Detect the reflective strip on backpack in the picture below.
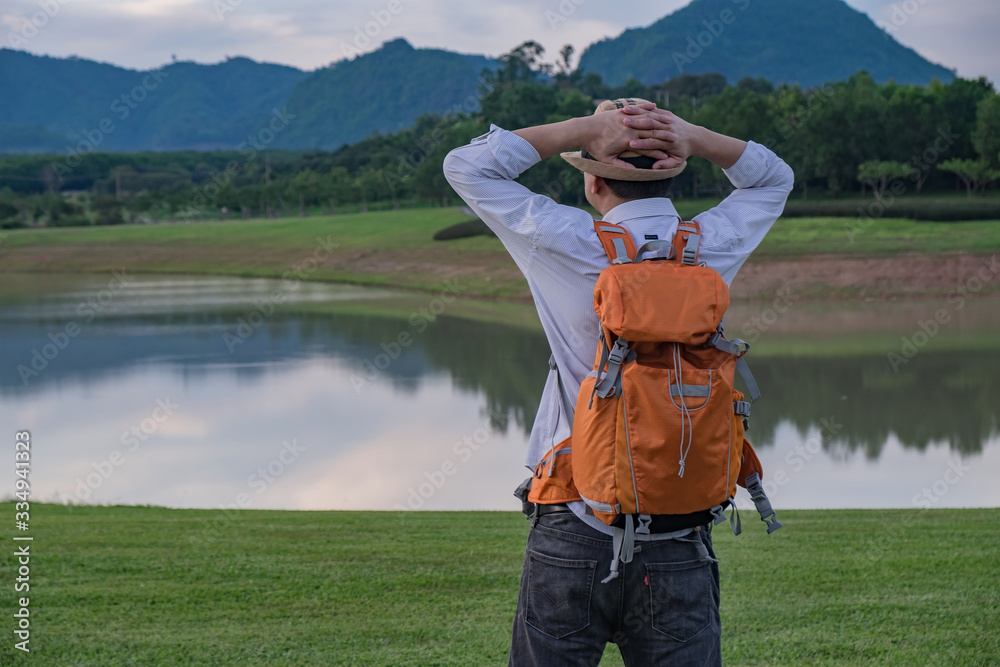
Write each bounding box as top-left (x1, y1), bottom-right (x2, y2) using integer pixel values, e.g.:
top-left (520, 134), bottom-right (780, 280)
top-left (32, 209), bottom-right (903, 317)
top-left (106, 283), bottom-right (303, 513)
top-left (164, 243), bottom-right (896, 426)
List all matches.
top-left (593, 220), bottom-right (637, 264)
top-left (670, 384), bottom-right (711, 398)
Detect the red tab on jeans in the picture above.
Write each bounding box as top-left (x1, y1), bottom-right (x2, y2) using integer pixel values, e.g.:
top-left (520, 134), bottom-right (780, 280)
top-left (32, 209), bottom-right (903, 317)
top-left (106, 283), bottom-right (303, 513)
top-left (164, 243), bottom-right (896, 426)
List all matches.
top-left (643, 574), bottom-right (650, 586)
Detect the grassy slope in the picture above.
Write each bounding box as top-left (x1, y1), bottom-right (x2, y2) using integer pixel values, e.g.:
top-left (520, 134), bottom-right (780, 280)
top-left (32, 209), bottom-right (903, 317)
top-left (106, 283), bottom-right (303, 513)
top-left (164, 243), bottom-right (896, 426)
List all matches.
top-left (2, 210), bottom-right (1000, 299)
top-left (1, 504), bottom-right (997, 665)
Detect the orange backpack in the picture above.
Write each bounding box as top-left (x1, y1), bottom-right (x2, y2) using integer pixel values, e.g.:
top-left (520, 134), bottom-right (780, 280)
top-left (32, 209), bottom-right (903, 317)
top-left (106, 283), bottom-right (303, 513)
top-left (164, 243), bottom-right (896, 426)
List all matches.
top-left (526, 220), bottom-right (782, 582)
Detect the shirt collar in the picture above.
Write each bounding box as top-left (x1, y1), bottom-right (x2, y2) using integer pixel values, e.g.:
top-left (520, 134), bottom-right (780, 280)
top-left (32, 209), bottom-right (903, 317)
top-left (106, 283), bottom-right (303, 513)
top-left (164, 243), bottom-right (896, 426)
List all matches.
top-left (601, 197), bottom-right (681, 225)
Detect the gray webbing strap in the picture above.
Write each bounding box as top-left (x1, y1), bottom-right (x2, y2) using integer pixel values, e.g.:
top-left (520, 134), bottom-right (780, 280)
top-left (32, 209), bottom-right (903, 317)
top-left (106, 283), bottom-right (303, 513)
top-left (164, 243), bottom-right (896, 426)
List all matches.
top-left (634, 239), bottom-right (674, 262)
top-left (670, 384), bottom-right (711, 398)
top-left (734, 400), bottom-right (751, 431)
top-left (611, 238), bottom-right (631, 265)
top-left (744, 471), bottom-right (783, 534)
top-left (681, 232), bottom-right (701, 265)
top-left (710, 505), bottom-right (728, 526)
top-left (596, 338), bottom-right (630, 399)
top-left (588, 335), bottom-right (611, 409)
top-left (548, 354), bottom-right (576, 423)
top-left (729, 504), bottom-right (742, 536)
top-left (707, 332), bottom-right (748, 356)
top-left (736, 358), bottom-right (762, 403)
top-left (601, 515), bottom-right (636, 584)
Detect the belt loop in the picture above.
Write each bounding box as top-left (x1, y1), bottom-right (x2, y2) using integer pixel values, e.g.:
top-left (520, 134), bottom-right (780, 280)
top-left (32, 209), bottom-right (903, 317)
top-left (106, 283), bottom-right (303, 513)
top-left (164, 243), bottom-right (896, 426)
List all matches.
top-left (531, 503), bottom-right (540, 528)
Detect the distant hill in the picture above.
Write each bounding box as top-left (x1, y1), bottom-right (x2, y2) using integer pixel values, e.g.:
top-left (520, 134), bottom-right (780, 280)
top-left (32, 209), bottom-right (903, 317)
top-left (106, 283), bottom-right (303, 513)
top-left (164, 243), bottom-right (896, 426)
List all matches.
top-left (0, 49), bottom-right (307, 152)
top-left (577, 0), bottom-right (956, 88)
top-left (0, 0), bottom-right (962, 155)
top-left (0, 40), bottom-right (496, 154)
top-left (275, 39), bottom-right (496, 151)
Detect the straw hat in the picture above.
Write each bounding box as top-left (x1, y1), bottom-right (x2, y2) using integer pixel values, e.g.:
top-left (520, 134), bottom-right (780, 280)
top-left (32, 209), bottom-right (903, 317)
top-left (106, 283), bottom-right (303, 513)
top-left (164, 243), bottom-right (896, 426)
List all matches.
top-left (560, 98), bottom-right (686, 181)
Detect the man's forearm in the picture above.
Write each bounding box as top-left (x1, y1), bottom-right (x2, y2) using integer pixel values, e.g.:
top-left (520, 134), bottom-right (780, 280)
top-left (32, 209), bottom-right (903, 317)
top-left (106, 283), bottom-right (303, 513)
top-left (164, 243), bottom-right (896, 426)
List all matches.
top-left (692, 126), bottom-right (747, 170)
top-left (513, 116), bottom-right (595, 161)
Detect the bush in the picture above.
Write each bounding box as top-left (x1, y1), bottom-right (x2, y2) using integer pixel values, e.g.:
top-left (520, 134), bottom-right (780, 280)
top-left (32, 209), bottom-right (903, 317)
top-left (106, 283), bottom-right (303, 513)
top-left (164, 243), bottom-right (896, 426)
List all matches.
top-left (50, 215), bottom-right (92, 227)
top-left (433, 218), bottom-right (497, 241)
top-left (783, 198), bottom-right (1000, 221)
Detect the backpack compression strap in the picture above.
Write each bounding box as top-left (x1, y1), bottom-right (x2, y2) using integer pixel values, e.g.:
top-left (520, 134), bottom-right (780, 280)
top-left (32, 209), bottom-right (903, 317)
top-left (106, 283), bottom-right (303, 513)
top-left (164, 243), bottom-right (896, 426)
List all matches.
top-left (593, 221), bottom-right (637, 264)
top-left (594, 220), bottom-right (701, 266)
top-left (673, 220), bottom-right (702, 266)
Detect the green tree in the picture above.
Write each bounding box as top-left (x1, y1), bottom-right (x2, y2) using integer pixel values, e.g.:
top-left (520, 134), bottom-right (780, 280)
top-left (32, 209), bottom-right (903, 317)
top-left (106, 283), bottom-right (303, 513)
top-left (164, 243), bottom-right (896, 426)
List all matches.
top-left (325, 166), bottom-right (351, 214)
top-left (857, 161), bottom-right (916, 202)
top-left (285, 169), bottom-right (322, 216)
top-left (973, 93), bottom-right (1000, 168)
top-left (938, 159), bottom-right (1000, 198)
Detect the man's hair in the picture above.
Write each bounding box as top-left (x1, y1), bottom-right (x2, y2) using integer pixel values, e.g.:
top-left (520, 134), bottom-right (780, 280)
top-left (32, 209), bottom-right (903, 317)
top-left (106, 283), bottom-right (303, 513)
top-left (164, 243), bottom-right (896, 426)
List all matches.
top-left (580, 149), bottom-right (674, 201)
top-left (602, 177), bottom-right (673, 200)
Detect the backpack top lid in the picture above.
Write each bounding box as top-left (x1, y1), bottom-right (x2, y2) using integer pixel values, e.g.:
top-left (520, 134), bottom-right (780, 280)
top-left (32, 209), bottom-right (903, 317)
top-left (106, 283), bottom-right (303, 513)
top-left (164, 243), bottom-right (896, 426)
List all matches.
top-left (592, 220), bottom-right (729, 344)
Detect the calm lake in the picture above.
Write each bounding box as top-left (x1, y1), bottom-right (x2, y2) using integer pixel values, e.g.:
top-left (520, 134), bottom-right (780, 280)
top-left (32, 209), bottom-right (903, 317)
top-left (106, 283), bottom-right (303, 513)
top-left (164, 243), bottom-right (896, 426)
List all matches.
top-left (2, 273), bottom-right (998, 512)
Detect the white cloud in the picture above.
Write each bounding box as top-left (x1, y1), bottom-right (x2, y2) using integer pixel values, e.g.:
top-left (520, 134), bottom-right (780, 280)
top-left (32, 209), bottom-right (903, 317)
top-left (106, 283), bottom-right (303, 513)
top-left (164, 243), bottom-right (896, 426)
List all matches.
top-left (3, 0), bottom-right (996, 84)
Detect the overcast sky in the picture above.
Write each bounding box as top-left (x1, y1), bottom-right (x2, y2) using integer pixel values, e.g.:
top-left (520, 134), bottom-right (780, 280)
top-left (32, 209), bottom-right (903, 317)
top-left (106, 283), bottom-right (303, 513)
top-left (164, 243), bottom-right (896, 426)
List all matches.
top-left (2, 0), bottom-right (997, 85)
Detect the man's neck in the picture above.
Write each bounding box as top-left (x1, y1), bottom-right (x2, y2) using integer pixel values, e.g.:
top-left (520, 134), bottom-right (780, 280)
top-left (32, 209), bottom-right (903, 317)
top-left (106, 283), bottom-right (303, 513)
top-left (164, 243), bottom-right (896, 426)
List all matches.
top-left (599, 196), bottom-right (671, 219)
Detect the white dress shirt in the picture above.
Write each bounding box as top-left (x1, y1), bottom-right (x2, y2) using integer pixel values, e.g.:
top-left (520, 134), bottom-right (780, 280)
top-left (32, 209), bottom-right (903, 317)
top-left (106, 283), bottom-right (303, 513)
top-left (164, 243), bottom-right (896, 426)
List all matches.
top-left (443, 125), bottom-right (794, 535)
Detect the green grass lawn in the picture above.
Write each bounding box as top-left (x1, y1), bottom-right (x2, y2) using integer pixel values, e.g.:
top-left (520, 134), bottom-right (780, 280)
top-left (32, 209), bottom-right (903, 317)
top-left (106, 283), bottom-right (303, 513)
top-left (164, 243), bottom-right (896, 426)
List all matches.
top-left (1, 504), bottom-right (997, 665)
top-left (2, 209), bottom-right (1000, 299)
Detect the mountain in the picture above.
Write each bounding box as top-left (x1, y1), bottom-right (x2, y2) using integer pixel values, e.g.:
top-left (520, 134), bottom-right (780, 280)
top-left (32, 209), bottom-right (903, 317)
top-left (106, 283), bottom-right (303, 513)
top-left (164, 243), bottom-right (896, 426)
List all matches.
top-left (1, 49), bottom-right (308, 152)
top-left (0, 40), bottom-right (496, 154)
top-left (0, 1), bottom-right (961, 155)
top-left (577, 0), bottom-right (955, 88)
top-left (275, 39), bottom-right (496, 151)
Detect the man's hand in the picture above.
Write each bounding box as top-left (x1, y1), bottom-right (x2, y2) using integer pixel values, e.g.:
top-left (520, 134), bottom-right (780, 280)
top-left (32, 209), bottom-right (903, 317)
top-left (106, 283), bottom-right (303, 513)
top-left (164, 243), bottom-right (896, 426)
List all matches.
top-left (623, 105), bottom-right (747, 170)
top-left (622, 106), bottom-right (697, 170)
top-left (512, 104), bottom-right (677, 168)
top-left (581, 103), bottom-right (678, 167)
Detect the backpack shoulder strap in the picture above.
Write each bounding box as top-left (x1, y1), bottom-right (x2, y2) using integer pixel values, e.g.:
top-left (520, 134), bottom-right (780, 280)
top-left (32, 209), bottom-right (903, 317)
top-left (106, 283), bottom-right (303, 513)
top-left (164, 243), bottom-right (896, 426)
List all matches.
top-left (672, 220), bottom-right (702, 266)
top-left (593, 220), bottom-right (637, 265)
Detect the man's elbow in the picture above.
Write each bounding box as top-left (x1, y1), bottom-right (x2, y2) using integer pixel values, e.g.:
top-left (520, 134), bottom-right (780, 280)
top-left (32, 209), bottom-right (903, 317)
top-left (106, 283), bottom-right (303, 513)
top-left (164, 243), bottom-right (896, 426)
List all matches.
top-left (778, 160), bottom-right (795, 194)
top-left (442, 149), bottom-right (463, 186)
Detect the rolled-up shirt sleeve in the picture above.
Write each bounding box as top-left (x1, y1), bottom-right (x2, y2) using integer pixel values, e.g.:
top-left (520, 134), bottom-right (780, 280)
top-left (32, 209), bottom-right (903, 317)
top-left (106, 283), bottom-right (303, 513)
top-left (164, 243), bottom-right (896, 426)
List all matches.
top-left (696, 141), bottom-right (795, 283)
top-left (443, 125), bottom-right (585, 276)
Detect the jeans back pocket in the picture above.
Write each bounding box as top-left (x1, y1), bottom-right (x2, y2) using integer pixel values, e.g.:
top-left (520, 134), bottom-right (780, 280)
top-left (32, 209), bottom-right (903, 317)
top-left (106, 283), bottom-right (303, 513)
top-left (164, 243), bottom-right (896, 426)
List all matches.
top-left (525, 550), bottom-right (597, 639)
top-left (645, 559), bottom-right (716, 642)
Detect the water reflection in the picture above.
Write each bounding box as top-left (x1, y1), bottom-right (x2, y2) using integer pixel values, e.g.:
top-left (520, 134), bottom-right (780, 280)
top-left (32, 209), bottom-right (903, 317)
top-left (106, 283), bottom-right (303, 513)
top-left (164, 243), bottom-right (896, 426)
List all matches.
top-left (1, 274), bottom-right (997, 509)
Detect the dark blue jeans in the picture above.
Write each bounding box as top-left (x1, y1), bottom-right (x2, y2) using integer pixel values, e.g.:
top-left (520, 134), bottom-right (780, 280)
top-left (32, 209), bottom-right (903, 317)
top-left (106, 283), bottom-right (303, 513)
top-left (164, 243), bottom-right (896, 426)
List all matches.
top-left (509, 511), bottom-right (721, 666)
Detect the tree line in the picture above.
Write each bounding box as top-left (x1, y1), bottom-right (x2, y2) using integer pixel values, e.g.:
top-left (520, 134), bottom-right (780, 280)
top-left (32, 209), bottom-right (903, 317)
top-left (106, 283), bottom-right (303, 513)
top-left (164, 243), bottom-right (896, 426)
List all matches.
top-left (0, 42), bottom-right (997, 228)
